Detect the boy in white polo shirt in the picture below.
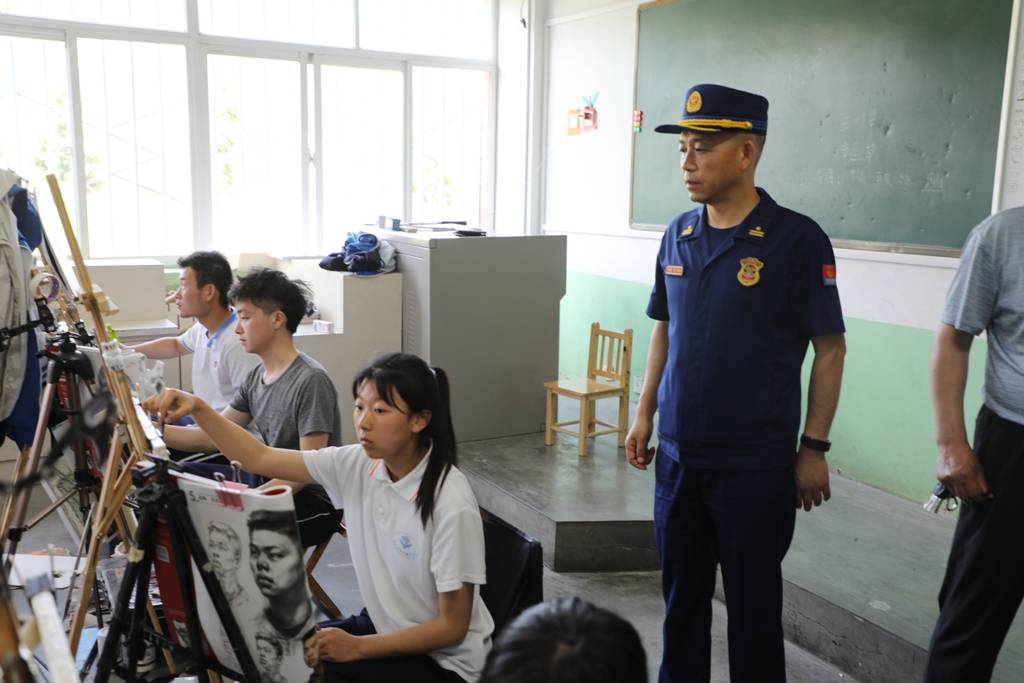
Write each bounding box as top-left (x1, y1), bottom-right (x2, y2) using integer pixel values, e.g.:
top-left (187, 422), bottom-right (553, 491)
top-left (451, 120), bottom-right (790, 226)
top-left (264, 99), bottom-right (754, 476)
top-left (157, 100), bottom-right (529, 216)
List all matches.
top-left (134, 251), bottom-right (257, 412)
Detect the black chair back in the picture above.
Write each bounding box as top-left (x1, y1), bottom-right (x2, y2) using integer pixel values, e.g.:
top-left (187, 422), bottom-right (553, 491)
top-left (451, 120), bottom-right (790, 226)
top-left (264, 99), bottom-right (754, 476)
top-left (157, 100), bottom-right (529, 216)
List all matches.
top-left (480, 511), bottom-right (543, 636)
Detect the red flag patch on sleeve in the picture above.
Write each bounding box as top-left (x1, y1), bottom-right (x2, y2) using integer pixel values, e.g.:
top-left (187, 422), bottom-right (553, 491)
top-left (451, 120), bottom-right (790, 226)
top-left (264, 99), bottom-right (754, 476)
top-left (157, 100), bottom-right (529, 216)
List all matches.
top-left (822, 264), bottom-right (837, 286)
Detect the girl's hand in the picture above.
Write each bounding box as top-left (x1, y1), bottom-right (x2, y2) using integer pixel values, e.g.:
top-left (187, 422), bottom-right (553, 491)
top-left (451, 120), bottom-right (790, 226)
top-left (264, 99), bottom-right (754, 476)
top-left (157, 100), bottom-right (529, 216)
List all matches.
top-left (314, 627), bottom-right (364, 663)
top-left (142, 389), bottom-right (198, 427)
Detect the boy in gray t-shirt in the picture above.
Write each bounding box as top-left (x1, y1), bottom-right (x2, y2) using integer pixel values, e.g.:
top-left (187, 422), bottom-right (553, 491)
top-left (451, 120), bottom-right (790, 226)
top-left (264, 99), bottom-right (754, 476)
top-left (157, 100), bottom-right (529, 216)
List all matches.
top-left (162, 269), bottom-right (342, 546)
top-left (232, 353), bottom-right (342, 453)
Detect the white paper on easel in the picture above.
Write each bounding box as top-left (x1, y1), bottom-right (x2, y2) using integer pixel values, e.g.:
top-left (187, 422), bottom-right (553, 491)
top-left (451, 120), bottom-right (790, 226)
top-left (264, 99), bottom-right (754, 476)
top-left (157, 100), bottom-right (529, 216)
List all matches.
top-left (175, 473), bottom-right (314, 682)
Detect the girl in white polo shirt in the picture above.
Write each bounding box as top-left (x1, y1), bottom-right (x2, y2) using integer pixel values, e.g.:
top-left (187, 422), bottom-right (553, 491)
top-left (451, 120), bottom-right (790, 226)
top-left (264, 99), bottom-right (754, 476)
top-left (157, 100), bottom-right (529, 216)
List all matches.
top-left (149, 352), bottom-right (494, 683)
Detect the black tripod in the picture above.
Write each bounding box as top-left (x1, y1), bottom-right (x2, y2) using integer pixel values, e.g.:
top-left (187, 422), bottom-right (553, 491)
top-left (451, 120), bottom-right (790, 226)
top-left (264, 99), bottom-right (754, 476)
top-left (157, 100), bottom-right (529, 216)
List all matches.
top-left (95, 459), bottom-right (260, 683)
top-left (0, 331), bottom-right (102, 562)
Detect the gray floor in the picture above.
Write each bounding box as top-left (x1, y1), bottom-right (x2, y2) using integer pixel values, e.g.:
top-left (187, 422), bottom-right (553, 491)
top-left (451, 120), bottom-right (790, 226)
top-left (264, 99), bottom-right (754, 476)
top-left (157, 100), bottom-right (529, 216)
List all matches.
top-left (0, 441), bottom-right (855, 683)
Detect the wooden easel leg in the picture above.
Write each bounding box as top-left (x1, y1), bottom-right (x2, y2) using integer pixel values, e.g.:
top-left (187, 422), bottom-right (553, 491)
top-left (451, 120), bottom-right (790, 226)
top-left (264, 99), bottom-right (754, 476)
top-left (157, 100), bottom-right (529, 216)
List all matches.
top-left (0, 446), bottom-right (32, 551)
top-left (68, 437), bottom-right (123, 653)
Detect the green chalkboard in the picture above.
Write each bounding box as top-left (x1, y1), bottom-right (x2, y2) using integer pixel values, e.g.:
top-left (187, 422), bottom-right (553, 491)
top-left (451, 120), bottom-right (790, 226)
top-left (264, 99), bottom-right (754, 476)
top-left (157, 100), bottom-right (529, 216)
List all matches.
top-left (631, 0), bottom-right (1013, 249)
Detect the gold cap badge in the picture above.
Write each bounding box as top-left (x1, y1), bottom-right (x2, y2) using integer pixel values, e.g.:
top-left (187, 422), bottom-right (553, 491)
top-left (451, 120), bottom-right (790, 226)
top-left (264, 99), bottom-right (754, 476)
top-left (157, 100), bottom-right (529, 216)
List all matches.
top-left (686, 90), bottom-right (702, 114)
top-left (737, 257), bottom-right (764, 287)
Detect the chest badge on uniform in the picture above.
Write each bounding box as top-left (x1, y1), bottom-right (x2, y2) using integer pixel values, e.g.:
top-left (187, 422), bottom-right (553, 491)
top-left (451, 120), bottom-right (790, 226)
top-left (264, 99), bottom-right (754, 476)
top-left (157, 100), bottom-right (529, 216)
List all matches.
top-left (665, 264), bottom-right (684, 277)
top-left (737, 257), bottom-right (764, 287)
top-left (681, 224), bottom-right (694, 236)
top-left (748, 226), bottom-right (765, 238)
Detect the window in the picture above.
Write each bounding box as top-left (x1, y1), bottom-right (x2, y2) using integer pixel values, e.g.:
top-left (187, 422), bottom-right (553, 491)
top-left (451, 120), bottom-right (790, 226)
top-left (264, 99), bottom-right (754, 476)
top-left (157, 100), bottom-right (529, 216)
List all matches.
top-left (198, 0), bottom-right (355, 47)
top-left (359, 0), bottom-right (493, 60)
top-left (0, 35), bottom-right (71, 235)
top-left (1, 0), bottom-right (185, 31)
top-left (0, 1), bottom-right (496, 257)
top-left (77, 39), bottom-right (191, 257)
top-left (411, 66), bottom-right (492, 227)
top-left (208, 54), bottom-right (301, 254)
top-left (319, 65), bottom-right (403, 247)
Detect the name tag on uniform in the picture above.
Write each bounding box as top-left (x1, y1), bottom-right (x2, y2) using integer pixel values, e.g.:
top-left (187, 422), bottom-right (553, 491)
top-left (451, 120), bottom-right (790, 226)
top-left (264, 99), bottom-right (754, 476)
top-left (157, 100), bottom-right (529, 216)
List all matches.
top-left (665, 264), bottom-right (685, 277)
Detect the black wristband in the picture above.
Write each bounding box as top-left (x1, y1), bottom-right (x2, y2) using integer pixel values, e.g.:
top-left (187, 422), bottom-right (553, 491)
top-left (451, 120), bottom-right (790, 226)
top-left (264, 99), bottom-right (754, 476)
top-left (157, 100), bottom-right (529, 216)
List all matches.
top-left (800, 434), bottom-right (831, 452)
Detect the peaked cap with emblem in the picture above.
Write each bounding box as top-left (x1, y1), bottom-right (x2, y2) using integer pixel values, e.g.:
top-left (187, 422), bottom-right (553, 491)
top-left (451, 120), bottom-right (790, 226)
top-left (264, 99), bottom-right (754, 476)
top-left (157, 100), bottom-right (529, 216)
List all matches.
top-left (655, 83), bottom-right (768, 135)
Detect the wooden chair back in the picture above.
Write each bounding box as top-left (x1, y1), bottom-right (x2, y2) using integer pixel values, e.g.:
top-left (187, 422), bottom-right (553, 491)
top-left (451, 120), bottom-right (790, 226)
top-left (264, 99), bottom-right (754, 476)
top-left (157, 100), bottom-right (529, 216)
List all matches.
top-left (586, 323), bottom-right (633, 388)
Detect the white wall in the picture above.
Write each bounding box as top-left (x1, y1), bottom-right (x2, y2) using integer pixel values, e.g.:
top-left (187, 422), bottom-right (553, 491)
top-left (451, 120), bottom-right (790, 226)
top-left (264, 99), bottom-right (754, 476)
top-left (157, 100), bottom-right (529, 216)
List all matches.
top-left (494, 0), bottom-right (531, 235)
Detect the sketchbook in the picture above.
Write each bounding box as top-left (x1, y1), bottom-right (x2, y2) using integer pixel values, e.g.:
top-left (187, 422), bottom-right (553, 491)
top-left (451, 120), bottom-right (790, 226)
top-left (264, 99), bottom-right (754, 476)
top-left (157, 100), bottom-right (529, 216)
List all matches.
top-left (154, 471), bottom-right (315, 682)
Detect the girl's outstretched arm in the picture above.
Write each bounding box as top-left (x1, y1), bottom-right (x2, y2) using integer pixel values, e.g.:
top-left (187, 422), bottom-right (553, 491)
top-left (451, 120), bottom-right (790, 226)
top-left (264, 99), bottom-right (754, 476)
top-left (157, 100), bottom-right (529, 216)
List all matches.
top-left (146, 389), bottom-right (316, 485)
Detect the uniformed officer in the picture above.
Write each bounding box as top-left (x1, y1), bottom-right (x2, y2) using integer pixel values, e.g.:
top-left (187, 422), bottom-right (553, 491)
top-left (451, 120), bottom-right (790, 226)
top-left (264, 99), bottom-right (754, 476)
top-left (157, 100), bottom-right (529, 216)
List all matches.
top-left (625, 84), bottom-right (847, 683)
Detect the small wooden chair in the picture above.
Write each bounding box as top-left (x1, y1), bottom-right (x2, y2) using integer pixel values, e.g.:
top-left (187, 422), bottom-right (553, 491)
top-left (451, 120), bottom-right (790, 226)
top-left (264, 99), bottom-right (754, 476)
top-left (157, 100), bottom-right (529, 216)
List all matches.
top-left (544, 323), bottom-right (633, 456)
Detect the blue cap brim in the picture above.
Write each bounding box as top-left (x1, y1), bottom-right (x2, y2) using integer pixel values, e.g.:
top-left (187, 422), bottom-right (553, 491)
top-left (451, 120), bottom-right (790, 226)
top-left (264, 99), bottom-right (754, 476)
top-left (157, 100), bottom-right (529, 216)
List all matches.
top-left (654, 124), bottom-right (684, 134)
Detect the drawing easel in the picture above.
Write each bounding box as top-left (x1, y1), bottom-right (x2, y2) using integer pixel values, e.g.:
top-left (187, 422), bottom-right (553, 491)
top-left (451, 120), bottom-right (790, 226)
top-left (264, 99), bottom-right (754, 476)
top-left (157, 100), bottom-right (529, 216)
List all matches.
top-left (43, 175), bottom-right (174, 671)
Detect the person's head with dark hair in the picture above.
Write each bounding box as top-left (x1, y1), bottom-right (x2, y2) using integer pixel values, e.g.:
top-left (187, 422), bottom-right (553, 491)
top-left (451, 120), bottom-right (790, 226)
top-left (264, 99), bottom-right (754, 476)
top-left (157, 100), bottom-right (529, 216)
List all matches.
top-left (175, 250), bottom-right (233, 318)
top-left (229, 268), bottom-right (311, 354)
top-left (247, 509), bottom-right (304, 601)
top-left (255, 633), bottom-right (284, 674)
top-left (207, 520), bottom-right (242, 577)
top-left (479, 598), bottom-right (647, 683)
top-left (351, 352), bottom-right (457, 528)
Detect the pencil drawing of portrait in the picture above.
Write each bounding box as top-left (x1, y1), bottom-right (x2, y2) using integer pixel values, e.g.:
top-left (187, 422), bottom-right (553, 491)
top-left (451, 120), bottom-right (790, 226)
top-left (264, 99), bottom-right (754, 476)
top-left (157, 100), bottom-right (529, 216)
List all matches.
top-left (173, 473), bottom-right (314, 681)
top-left (208, 520), bottom-right (249, 608)
top-left (247, 509), bottom-right (313, 642)
top-left (256, 632), bottom-right (288, 683)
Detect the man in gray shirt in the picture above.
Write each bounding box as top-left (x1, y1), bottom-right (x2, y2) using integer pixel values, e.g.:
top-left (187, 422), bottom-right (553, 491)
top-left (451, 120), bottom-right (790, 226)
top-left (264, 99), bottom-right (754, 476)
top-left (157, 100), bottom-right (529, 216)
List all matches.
top-left (163, 268), bottom-right (340, 546)
top-left (925, 208), bottom-right (1024, 681)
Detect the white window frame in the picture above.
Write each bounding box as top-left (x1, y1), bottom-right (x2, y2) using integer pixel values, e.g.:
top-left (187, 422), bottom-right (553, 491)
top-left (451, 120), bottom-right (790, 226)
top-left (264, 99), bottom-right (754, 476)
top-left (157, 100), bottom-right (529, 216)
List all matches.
top-left (0, 0), bottom-right (498, 257)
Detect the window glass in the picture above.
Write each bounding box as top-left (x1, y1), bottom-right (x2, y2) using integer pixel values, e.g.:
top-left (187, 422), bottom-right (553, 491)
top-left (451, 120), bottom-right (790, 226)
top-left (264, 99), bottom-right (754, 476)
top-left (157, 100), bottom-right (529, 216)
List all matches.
top-left (411, 66), bottom-right (492, 227)
top-left (199, 0), bottom-right (355, 47)
top-left (359, 0), bottom-right (492, 59)
top-left (78, 39), bottom-right (192, 256)
top-left (208, 54), bottom-right (301, 254)
top-left (0, 35), bottom-right (72, 238)
top-left (319, 65), bottom-right (403, 247)
top-left (0, 0), bottom-right (185, 31)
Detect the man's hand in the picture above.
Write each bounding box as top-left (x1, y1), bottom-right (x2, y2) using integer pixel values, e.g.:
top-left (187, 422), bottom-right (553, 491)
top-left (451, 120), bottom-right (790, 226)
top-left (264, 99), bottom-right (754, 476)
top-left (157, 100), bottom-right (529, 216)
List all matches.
top-left (142, 388), bottom-right (199, 428)
top-left (794, 446), bottom-right (831, 511)
top-left (310, 626), bottom-right (363, 663)
top-left (626, 417), bottom-right (656, 470)
top-left (937, 441), bottom-right (991, 502)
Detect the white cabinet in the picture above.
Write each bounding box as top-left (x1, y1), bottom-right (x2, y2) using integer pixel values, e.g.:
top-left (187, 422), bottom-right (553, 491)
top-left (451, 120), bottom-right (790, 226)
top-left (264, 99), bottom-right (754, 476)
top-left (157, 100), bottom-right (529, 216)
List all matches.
top-left (370, 230), bottom-right (567, 441)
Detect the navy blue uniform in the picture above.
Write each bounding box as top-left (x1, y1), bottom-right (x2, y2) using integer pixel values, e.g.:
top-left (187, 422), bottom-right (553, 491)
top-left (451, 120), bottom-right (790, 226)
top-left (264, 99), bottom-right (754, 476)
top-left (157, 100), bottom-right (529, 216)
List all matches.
top-left (647, 188), bottom-right (844, 682)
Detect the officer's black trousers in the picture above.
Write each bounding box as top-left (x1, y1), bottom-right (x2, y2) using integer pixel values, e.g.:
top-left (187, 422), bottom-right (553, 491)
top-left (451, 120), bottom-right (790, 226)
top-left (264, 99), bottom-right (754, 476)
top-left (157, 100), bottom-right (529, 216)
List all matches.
top-left (654, 452), bottom-right (796, 683)
top-left (925, 405), bottom-right (1024, 683)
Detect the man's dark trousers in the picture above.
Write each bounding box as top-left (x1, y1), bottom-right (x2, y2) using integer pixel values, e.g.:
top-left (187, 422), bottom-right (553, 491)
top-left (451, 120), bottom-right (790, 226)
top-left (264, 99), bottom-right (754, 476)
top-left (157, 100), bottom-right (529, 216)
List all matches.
top-left (925, 405), bottom-right (1024, 682)
top-left (654, 450), bottom-right (796, 683)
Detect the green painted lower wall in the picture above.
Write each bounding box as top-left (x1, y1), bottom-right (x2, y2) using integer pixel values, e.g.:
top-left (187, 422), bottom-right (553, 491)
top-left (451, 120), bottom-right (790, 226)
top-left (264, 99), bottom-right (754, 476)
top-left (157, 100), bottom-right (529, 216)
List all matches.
top-left (559, 271), bottom-right (986, 502)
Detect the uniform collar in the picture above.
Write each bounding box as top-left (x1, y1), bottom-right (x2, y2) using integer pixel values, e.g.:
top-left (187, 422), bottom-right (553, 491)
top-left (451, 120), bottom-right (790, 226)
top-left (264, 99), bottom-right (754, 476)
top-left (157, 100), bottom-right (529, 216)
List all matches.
top-left (676, 210), bottom-right (704, 242)
top-left (732, 187), bottom-right (777, 244)
top-left (368, 442), bottom-right (432, 503)
top-left (679, 187), bottom-right (778, 245)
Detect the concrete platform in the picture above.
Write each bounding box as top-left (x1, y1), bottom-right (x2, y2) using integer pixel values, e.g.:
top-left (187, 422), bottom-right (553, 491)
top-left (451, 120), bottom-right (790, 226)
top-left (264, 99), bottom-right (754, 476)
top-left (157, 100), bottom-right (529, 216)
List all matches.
top-left (460, 429), bottom-right (658, 572)
top-left (458, 398), bottom-right (1024, 683)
